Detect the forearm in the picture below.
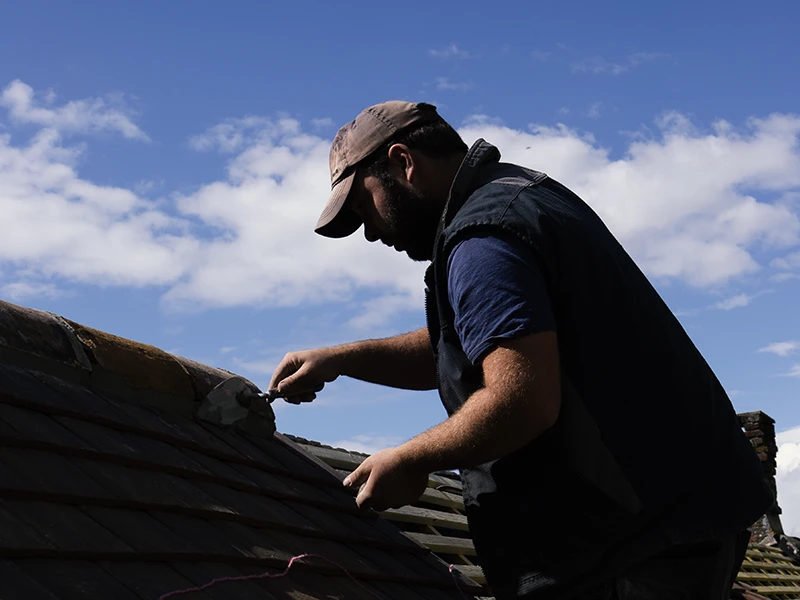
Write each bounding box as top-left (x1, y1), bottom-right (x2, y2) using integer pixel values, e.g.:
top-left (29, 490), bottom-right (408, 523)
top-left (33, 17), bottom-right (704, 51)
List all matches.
top-left (398, 333), bottom-right (561, 470)
top-left (336, 328), bottom-right (436, 390)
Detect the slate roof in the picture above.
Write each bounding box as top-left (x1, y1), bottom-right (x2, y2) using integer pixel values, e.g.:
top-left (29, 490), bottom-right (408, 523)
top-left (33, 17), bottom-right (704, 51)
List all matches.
top-left (2, 296), bottom-right (798, 600)
top-left (289, 433), bottom-right (800, 600)
top-left (0, 299), bottom-right (481, 600)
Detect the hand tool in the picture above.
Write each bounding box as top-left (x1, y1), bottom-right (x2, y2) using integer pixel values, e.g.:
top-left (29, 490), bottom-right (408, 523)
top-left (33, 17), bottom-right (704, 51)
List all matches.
top-left (196, 376), bottom-right (322, 425)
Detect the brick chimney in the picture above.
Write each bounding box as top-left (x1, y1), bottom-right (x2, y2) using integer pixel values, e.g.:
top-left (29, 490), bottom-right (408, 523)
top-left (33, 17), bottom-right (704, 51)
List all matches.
top-left (739, 411), bottom-right (783, 542)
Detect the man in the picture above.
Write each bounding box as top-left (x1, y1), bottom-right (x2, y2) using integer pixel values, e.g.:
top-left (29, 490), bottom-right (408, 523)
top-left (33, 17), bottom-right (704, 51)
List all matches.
top-left (269, 101), bottom-right (772, 599)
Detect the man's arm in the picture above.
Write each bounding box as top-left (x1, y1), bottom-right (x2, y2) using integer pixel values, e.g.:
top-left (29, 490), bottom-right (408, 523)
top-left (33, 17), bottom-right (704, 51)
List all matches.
top-left (344, 330), bottom-right (561, 510)
top-left (269, 327), bottom-right (436, 403)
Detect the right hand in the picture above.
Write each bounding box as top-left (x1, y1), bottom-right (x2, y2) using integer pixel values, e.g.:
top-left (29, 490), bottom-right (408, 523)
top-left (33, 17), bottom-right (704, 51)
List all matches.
top-left (269, 347), bottom-right (342, 404)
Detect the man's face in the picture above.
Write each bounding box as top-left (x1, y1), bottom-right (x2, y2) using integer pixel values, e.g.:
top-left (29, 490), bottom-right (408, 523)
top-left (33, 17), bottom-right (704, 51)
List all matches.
top-left (349, 171), bottom-right (442, 262)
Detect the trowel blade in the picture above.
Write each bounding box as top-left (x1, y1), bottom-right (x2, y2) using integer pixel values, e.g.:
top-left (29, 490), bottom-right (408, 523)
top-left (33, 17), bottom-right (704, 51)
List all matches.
top-left (196, 376), bottom-right (253, 425)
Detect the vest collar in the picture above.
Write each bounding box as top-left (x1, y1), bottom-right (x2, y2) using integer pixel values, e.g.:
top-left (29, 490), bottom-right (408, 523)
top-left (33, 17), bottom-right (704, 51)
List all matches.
top-left (438, 139), bottom-right (501, 234)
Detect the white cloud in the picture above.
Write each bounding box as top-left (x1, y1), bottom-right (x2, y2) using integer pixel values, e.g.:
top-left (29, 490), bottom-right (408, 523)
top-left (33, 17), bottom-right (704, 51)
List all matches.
top-left (777, 425), bottom-right (800, 535)
top-left (0, 80), bottom-right (149, 140)
top-left (322, 434), bottom-right (404, 454)
top-left (758, 341), bottom-right (799, 356)
top-left (588, 102), bottom-right (603, 119)
top-left (0, 122), bottom-right (199, 288)
top-left (785, 364), bottom-right (800, 377)
top-left (435, 77), bottom-right (474, 92)
top-left (771, 250), bottom-right (800, 270)
top-left (429, 44), bottom-right (471, 59)
top-left (0, 281), bottom-right (66, 302)
top-left (2, 80), bottom-right (800, 329)
top-left (459, 114), bottom-right (800, 286)
top-left (571, 52), bottom-right (670, 75)
top-left (712, 293), bottom-right (753, 310)
top-left (310, 117), bottom-right (334, 130)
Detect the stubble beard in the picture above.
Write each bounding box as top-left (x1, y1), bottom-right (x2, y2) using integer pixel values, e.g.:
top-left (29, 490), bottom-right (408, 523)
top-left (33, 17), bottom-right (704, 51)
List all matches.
top-left (382, 179), bottom-right (442, 262)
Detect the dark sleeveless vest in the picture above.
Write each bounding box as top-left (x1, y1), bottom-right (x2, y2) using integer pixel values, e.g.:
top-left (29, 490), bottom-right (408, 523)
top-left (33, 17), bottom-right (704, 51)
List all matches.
top-left (424, 140), bottom-right (772, 598)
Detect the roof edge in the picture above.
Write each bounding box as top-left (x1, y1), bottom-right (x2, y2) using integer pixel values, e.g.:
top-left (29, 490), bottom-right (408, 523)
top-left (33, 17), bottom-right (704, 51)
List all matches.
top-left (0, 298), bottom-right (275, 435)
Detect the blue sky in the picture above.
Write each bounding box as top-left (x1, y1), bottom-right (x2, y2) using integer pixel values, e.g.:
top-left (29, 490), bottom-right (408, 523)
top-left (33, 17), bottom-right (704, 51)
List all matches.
top-left (1, 0), bottom-right (799, 532)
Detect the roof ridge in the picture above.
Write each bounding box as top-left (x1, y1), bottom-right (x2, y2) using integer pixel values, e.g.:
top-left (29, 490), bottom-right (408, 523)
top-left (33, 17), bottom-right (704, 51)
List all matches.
top-left (0, 298), bottom-right (275, 437)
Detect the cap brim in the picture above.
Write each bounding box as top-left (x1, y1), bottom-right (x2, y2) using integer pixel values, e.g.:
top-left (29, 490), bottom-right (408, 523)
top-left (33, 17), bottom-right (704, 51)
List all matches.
top-left (314, 171), bottom-right (362, 238)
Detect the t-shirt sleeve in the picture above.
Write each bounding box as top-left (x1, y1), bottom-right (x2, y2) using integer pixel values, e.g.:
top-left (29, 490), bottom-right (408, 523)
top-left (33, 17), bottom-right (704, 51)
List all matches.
top-left (446, 233), bottom-right (556, 363)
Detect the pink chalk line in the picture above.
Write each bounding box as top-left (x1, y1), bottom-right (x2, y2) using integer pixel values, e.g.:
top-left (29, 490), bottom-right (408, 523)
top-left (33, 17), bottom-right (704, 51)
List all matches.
top-left (157, 553), bottom-right (469, 599)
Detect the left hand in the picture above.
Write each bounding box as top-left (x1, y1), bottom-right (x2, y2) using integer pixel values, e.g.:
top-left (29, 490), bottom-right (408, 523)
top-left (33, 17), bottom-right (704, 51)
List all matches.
top-left (342, 446), bottom-right (429, 511)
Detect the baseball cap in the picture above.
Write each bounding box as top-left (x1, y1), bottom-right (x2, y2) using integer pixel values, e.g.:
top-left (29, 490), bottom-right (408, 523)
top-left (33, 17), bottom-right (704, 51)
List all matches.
top-left (314, 101), bottom-right (443, 238)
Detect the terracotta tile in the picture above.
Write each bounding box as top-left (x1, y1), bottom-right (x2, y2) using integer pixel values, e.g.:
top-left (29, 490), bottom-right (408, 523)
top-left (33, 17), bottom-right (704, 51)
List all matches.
top-left (64, 320), bottom-right (195, 401)
top-left (0, 301), bottom-right (87, 368)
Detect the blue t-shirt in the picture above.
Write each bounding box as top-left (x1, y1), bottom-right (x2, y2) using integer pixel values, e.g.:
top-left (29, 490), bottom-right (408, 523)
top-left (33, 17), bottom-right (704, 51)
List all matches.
top-left (446, 233), bottom-right (556, 363)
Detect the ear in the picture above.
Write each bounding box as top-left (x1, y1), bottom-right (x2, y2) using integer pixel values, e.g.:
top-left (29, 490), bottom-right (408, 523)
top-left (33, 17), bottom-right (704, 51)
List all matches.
top-left (386, 143), bottom-right (416, 185)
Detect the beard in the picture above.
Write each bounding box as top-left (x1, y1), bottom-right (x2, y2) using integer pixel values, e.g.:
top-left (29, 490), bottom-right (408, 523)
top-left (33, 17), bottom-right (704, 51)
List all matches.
top-left (381, 177), bottom-right (443, 262)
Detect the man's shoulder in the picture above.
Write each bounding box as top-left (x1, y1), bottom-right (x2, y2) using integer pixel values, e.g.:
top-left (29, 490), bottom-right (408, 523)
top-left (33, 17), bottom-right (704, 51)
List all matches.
top-left (470, 161), bottom-right (548, 197)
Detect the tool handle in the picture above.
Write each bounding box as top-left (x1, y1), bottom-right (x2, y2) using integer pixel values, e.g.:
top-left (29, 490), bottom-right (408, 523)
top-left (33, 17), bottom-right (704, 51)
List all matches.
top-left (259, 383), bottom-right (325, 401)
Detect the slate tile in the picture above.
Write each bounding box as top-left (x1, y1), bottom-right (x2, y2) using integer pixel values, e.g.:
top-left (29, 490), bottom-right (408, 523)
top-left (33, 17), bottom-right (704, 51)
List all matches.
top-left (172, 561), bottom-right (278, 600)
top-left (100, 561), bottom-right (217, 600)
top-left (197, 424), bottom-right (284, 470)
top-left (0, 447), bottom-right (113, 499)
top-left (0, 559), bottom-right (62, 600)
top-left (268, 532), bottom-right (381, 579)
top-left (368, 581), bottom-right (431, 600)
top-left (70, 457), bottom-right (232, 515)
top-left (193, 481), bottom-right (320, 533)
top-left (27, 370), bottom-right (131, 425)
top-left (0, 503), bottom-right (56, 551)
top-left (345, 545), bottom-right (424, 583)
top-left (0, 402), bottom-right (95, 451)
top-left (0, 456), bottom-right (37, 493)
top-left (208, 520), bottom-right (296, 564)
top-left (82, 506), bottom-right (200, 555)
top-left (16, 559), bottom-right (143, 600)
top-left (54, 416), bottom-right (210, 475)
top-left (241, 568), bottom-right (384, 600)
top-left (101, 393), bottom-right (198, 442)
top-left (182, 448), bottom-right (258, 488)
top-left (227, 463), bottom-right (304, 499)
top-left (244, 434), bottom-right (331, 482)
top-left (150, 511), bottom-right (255, 559)
top-left (4, 500), bottom-right (132, 554)
top-left (0, 364), bottom-right (62, 408)
top-left (158, 411), bottom-right (249, 459)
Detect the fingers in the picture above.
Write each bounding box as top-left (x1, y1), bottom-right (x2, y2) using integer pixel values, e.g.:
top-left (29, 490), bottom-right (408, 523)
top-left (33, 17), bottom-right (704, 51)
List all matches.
top-left (282, 392), bottom-right (317, 405)
top-left (343, 461), bottom-right (377, 509)
top-left (269, 352), bottom-right (300, 390)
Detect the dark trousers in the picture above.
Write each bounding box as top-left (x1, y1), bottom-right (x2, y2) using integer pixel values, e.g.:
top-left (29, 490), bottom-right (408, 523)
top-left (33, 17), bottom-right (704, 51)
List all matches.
top-left (582, 530), bottom-right (751, 600)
